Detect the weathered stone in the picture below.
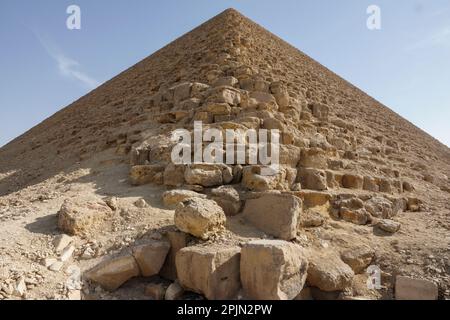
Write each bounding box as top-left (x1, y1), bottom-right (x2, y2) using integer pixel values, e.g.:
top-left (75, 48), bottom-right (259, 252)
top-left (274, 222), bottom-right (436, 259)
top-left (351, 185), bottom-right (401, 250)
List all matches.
top-left (176, 245), bottom-right (241, 300)
top-left (299, 210), bottom-right (325, 228)
top-left (279, 145), bottom-right (301, 167)
top-left (86, 255), bottom-right (140, 291)
top-left (60, 245), bottom-right (75, 262)
top-left (240, 240), bottom-right (308, 300)
top-left (134, 198), bottom-right (148, 208)
top-left (395, 276), bottom-right (438, 300)
top-left (341, 246), bottom-right (375, 274)
top-left (340, 208), bottom-right (370, 225)
top-left (208, 87), bottom-right (241, 105)
top-left (342, 174), bottom-right (364, 189)
top-left (211, 186), bottom-right (242, 216)
top-left (171, 82), bottom-right (192, 103)
top-left (160, 231), bottom-right (189, 281)
top-left (363, 176), bottom-right (379, 192)
top-left (295, 287), bottom-right (313, 300)
top-left (163, 164), bottom-right (186, 187)
top-left (407, 197), bottom-right (421, 212)
top-left (132, 241), bottom-right (171, 277)
top-left (184, 164), bottom-right (230, 187)
top-left (49, 261), bottom-right (64, 272)
top-left (243, 193), bottom-right (302, 240)
top-left (213, 76), bottom-right (238, 87)
top-left (53, 234), bottom-right (73, 253)
top-left (307, 250), bottom-right (354, 292)
top-left (163, 190), bottom-right (207, 209)
top-left (144, 283), bottom-right (167, 300)
top-left (297, 168), bottom-right (327, 191)
top-left (299, 148), bottom-right (328, 169)
top-left (250, 91), bottom-right (276, 106)
top-left (174, 198), bottom-right (226, 240)
top-left (378, 178), bottom-right (393, 193)
top-left (377, 219), bottom-right (401, 233)
top-left (130, 164), bottom-right (165, 186)
top-left (58, 199), bottom-right (112, 236)
top-left (311, 103), bottom-right (329, 120)
top-left (165, 281), bottom-right (184, 300)
top-left (206, 102), bottom-right (231, 116)
top-left (364, 197), bottom-right (395, 218)
top-left (242, 166), bottom-right (279, 191)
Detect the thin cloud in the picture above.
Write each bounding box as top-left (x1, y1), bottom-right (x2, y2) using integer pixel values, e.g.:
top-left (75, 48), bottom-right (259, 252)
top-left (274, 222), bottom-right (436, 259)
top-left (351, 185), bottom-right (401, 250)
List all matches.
top-left (35, 33), bottom-right (101, 89)
top-left (405, 26), bottom-right (450, 51)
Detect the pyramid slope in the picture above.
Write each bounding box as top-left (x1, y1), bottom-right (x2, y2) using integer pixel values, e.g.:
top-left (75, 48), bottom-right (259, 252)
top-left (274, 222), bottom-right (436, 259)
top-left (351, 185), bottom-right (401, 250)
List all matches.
top-left (0, 8), bottom-right (449, 195)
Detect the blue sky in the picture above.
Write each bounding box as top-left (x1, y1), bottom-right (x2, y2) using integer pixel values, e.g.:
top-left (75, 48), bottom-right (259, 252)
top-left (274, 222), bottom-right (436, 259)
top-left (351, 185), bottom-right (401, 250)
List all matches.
top-left (1, 0), bottom-right (449, 147)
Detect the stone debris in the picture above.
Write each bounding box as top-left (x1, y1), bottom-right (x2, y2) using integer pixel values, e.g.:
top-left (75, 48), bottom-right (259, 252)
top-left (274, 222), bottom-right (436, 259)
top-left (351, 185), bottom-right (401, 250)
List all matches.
top-left (176, 245), bottom-right (241, 300)
top-left (53, 234), bottom-right (73, 253)
top-left (240, 240), bottom-right (308, 300)
top-left (59, 245), bottom-right (76, 262)
top-left (174, 198), bottom-right (226, 240)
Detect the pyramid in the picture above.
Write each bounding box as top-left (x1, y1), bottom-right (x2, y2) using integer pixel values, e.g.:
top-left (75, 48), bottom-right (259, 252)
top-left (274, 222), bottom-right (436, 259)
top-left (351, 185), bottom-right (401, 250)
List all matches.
top-left (0, 9), bottom-right (449, 300)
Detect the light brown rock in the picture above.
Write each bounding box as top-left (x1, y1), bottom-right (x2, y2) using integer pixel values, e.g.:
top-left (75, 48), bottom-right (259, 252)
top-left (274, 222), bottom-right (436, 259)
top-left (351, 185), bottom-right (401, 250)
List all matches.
top-left (85, 255), bottom-right (140, 291)
top-left (240, 240), bottom-right (309, 300)
top-left (174, 198), bottom-right (226, 240)
top-left (160, 231), bottom-right (189, 281)
top-left (163, 189), bottom-right (206, 209)
top-left (242, 193), bottom-right (302, 240)
top-left (132, 241), bottom-right (171, 277)
top-left (307, 250), bottom-right (354, 292)
top-left (176, 245), bottom-right (241, 300)
top-left (58, 199), bottom-right (112, 236)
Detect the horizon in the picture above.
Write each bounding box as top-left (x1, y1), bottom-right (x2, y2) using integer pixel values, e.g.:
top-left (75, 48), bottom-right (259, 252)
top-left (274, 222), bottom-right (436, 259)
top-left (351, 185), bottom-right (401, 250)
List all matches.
top-left (1, 1), bottom-right (449, 148)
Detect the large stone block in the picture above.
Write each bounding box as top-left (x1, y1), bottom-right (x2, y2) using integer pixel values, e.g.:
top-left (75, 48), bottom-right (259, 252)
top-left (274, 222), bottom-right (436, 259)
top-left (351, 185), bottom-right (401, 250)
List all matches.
top-left (342, 174), bottom-right (364, 189)
top-left (307, 250), bottom-right (354, 292)
top-left (132, 241), bottom-right (171, 277)
top-left (163, 189), bottom-right (207, 209)
top-left (176, 245), bottom-right (241, 300)
top-left (210, 186), bottom-right (242, 216)
top-left (163, 164), bottom-right (186, 187)
top-left (160, 231), bottom-right (189, 281)
top-left (299, 148), bottom-right (328, 169)
top-left (242, 193), bottom-right (302, 240)
top-left (184, 164), bottom-right (232, 187)
top-left (297, 167), bottom-right (328, 191)
top-left (85, 254), bottom-right (140, 291)
top-left (240, 240), bottom-right (308, 300)
top-left (58, 199), bottom-right (112, 236)
top-left (174, 198), bottom-right (226, 240)
top-left (130, 164), bottom-right (165, 186)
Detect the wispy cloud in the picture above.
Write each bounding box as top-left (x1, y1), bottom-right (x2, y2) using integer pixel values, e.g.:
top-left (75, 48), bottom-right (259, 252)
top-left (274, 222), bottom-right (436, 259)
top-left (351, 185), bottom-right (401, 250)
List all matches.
top-left (406, 26), bottom-right (450, 51)
top-left (35, 33), bottom-right (101, 89)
